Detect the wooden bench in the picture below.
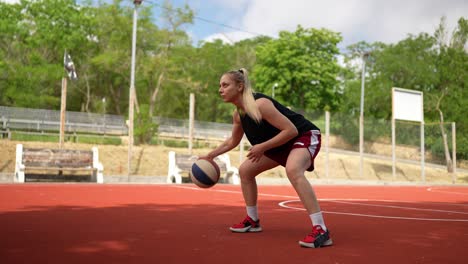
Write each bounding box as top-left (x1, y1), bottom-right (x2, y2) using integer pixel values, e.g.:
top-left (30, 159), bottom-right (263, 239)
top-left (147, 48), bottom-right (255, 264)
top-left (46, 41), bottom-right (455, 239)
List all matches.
top-left (15, 144), bottom-right (104, 183)
top-left (167, 151), bottom-right (240, 185)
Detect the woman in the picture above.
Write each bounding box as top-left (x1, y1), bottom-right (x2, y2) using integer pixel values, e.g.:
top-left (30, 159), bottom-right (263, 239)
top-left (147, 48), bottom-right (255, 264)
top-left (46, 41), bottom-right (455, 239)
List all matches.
top-left (201, 68), bottom-right (332, 248)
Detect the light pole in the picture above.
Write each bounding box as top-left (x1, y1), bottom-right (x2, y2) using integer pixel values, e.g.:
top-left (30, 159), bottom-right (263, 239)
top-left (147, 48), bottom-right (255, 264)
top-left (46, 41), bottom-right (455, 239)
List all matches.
top-left (359, 52), bottom-right (370, 179)
top-left (102, 97), bottom-right (106, 135)
top-left (272, 83), bottom-right (278, 98)
top-left (128, 0), bottom-right (142, 179)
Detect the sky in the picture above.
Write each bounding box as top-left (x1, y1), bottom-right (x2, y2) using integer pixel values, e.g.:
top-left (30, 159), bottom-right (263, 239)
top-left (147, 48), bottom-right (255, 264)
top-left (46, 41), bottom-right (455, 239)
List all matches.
top-left (156, 0), bottom-right (467, 49)
top-left (3, 0), bottom-right (467, 49)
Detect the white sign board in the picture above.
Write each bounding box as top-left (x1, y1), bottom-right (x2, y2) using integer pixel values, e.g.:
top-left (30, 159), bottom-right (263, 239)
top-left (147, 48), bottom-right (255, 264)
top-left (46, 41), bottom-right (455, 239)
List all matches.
top-left (391, 87), bottom-right (425, 183)
top-left (392, 88), bottom-right (423, 122)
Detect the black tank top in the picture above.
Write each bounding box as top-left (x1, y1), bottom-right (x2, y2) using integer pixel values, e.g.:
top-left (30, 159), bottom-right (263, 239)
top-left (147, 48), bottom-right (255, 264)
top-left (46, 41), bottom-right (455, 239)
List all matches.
top-left (239, 93), bottom-right (319, 146)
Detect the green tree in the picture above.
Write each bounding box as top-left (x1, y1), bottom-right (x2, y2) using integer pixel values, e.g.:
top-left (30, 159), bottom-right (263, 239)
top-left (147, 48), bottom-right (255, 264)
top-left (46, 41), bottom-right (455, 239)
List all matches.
top-left (340, 41), bottom-right (377, 115)
top-left (142, 1), bottom-right (194, 118)
top-left (0, 1), bottom-right (26, 106)
top-left (88, 0), bottom-right (137, 115)
top-left (134, 104), bottom-right (158, 145)
top-left (343, 16), bottom-right (467, 167)
top-left (253, 25), bottom-right (342, 112)
top-left (0, 0), bottom-right (94, 109)
top-left (430, 17), bottom-right (467, 169)
top-left (182, 36), bottom-right (271, 123)
top-left (180, 39), bottom-right (234, 122)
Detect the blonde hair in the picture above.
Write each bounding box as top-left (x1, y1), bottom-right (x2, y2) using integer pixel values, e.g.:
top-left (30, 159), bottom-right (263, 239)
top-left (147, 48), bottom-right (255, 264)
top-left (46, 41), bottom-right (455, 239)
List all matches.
top-left (225, 68), bottom-right (262, 123)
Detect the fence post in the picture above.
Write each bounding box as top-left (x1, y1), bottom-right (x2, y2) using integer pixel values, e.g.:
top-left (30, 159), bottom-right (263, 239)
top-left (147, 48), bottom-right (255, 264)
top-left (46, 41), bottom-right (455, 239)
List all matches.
top-left (188, 93), bottom-right (195, 155)
top-left (421, 121), bottom-right (425, 183)
top-left (452, 122), bottom-right (457, 183)
top-left (325, 111), bottom-right (330, 182)
top-left (103, 114), bottom-right (107, 136)
top-left (392, 118), bottom-right (396, 181)
top-left (59, 77), bottom-right (67, 149)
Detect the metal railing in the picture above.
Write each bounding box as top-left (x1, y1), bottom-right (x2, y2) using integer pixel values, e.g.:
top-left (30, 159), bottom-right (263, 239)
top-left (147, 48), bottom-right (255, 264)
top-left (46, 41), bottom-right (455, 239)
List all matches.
top-left (0, 106), bottom-right (232, 139)
top-left (0, 106), bottom-right (127, 135)
top-left (153, 117), bottom-right (232, 140)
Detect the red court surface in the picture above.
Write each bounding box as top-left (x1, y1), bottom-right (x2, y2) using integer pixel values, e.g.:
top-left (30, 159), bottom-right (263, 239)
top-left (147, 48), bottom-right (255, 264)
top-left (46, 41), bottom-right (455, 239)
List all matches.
top-left (1, 183), bottom-right (468, 264)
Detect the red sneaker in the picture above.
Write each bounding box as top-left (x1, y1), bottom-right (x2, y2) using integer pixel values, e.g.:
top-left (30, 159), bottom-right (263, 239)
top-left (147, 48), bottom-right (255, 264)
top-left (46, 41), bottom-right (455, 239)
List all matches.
top-left (229, 216), bottom-right (262, 233)
top-left (299, 225), bottom-right (333, 248)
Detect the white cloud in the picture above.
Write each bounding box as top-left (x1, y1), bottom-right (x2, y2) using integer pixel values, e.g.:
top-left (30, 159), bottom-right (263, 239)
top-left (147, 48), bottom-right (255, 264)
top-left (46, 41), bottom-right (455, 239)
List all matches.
top-left (203, 33), bottom-right (234, 44)
top-left (203, 31), bottom-right (256, 44)
top-left (206, 0), bottom-right (467, 47)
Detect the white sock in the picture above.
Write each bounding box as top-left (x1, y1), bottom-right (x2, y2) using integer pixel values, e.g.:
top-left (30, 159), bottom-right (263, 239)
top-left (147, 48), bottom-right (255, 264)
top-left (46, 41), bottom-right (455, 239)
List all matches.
top-left (310, 212), bottom-right (327, 231)
top-left (246, 205), bottom-right (258, 221)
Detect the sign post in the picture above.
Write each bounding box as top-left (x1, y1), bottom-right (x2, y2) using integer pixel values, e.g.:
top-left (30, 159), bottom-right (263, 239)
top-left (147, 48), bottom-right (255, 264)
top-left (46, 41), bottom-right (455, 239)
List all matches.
top-left (392, 87), bottom-right (424, 182)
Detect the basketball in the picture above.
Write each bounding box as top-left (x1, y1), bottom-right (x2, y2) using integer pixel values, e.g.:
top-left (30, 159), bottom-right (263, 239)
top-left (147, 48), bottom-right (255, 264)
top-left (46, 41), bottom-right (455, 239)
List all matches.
top-left (191, 158), bottom-right (220, 188)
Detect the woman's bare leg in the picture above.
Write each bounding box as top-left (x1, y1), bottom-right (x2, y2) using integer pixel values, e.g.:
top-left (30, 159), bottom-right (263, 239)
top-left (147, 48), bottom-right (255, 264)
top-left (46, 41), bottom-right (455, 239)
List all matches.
top-left (238, 155), bottom-right (279, 206)
top-left (285, 148), bottom-right (320, 214)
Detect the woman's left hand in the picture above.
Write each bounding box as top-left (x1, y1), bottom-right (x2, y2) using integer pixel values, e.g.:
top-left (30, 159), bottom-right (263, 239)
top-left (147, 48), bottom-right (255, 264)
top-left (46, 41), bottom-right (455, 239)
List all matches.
top-left (247, 144), bottom-right (265, 162)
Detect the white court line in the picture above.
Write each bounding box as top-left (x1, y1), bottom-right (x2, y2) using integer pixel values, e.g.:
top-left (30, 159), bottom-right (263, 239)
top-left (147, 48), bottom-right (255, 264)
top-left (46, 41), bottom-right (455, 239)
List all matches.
top-left (173, 185), bottom-right (468, 206)
top-left (326, 200), bottom-right (468, 215)
top-left (172, 185), bottom-right (468, 221)
top-left (279, 200), bottom-right (468, 222)
top-left (427, 187), bottom-right (468, 196)
top-left (320, 198), bottom-right (468, 207)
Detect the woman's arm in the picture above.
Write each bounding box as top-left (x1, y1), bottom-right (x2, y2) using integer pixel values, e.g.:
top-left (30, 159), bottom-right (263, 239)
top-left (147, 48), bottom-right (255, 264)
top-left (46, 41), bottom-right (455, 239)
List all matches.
top-left (247, 98), bottom-right (298, 162)
top-left (203, 111), bottom-right (244, 159)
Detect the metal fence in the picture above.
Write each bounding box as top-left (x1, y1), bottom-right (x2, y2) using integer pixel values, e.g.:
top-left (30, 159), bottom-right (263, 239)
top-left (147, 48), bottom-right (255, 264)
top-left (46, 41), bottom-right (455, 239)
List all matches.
top-left (0, 106), bottom-right (232, 139)
top-left (0, 106), bottom-right (127, 135)
top-left (1, 105), bottom-right (459, 169)
top-left (153, 117), bottom-right (232, 141)
top-left (1, 106), bottom-right (456, 162)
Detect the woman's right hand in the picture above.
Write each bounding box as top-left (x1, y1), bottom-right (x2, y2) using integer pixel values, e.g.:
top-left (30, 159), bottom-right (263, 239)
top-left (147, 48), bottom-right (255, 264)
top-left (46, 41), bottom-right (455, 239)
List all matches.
top-left (198, 154), bottom-right (215, 161)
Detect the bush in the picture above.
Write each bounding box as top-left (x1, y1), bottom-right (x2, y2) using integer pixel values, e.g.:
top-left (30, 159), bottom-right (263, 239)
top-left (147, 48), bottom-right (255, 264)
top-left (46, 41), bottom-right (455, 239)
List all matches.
top-left (134, 104), bottom-right (158, 145)
top-left (330, 112), bottom-right (359, 146)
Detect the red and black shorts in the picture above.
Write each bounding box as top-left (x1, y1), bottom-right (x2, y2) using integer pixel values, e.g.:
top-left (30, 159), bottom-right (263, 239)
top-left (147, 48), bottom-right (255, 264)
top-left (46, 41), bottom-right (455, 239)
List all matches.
top-left (264, 130), bottom-right (321, 172)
